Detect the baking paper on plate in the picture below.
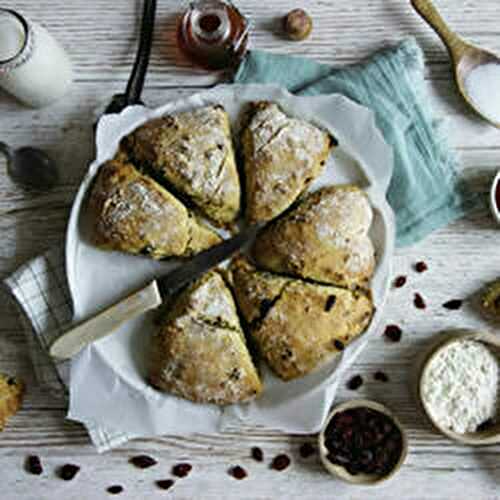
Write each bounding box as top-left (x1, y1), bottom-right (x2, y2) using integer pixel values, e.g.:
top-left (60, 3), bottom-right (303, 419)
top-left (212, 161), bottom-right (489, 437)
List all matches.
top-left (66, 85), bottom-right (395, 438)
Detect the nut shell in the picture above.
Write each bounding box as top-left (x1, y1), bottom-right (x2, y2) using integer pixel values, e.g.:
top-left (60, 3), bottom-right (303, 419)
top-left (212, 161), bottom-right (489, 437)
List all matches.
top-left (283, 9), bottom-right (313, 41)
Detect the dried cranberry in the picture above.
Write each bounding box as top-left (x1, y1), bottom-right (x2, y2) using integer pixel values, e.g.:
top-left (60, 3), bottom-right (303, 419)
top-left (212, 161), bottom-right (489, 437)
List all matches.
top-left (26, 455), bottom-right (43, 475)
top-left (156, 479), bottom-right (175, 490)
top-left (251, 446), bottom-right (263, 462)
top-left (129, 455), bottom-right (157, 469)
top-left (229, 465), bottom-right (247, 479)
top-left (324, 295), bottom-right (337, 311)
top-left (414, 293), bottom-right (426, 309)
top-left (384, 324), bottom-right (402, 342)
top-left (415, 261), bottom-right (428, 273)
top-left (107, 485), bottom-right (123, 494)
top-left (333, 339), bottom-right (345, 351)
top-left (373, 371), bottom-right (389, 382)
top-left (442, 299), bottom-right (462, 310)
top-left (394, 276), bottom-right (407, 288)
top-left (172, 463), bottom-right (192, 478)
top-left (347, 375), bottom-right (363, 390)
top-left (299, 442), bottom-right (315, 458)
top-left (271, 454), bottom-right (291, 471)
top-left (58, 464), bottom-right (80, 481)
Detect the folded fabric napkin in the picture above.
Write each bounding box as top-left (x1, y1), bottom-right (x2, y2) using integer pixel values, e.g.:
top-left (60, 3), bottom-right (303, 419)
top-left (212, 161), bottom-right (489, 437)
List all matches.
top-left (234, 37), bottom-right (479, 246)
top-left (4, 38), bottom-right (480, 451)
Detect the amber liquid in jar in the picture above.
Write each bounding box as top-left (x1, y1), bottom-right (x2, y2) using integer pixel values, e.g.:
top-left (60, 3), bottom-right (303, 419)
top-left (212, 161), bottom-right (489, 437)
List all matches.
top-left (177, 0), bottom-right (249, 70)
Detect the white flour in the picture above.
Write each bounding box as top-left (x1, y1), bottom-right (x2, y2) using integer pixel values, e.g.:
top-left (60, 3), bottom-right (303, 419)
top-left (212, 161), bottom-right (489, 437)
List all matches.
top-left (464, 63), bottom-right (500, 124)
top-left (422, 340), bottom-right (498, 434)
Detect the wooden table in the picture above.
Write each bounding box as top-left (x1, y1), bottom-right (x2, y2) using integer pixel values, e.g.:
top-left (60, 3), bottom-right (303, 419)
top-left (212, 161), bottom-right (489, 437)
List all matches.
top-left (1, 1), bottom-right (499, 498)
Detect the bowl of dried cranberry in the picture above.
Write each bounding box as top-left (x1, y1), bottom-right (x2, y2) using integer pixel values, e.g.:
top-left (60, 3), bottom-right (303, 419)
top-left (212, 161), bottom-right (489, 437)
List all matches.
top-left (318, 400), bottom-right (408, 485)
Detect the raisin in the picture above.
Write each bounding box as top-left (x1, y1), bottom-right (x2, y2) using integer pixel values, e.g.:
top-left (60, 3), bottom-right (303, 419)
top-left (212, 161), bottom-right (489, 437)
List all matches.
top-left (172, 463), bottom-right (192, 478)
top-left (373, 371), bottom-right (389, 382)
top-left (299, 442), bottom-right (315, 458)
top-left (333, 339), bottom-right (345, 351)
top-left (107, 485), bottom-right (123, 495)
top-left (26, 455), bottom-right (43, 475)
top-left (58, 464), bottom-right (80, 481)
top-left (271, 454), bottom-right (291, 471)
top-left (347, 375), bottom-right (363, 390)
top-left (7, 377), bottom-right (16, 385)
top-left (156, 479), bottom-right (175, 490)
top-left (393, 276), bottom-right (407, 288)
top-left (442, 299), bottom-right (462, 310)
top-left (325, 295), bottom-right (337, 311)
top-left (251, 446), bottom-right (264, 462)
top-left (414, 293), bottom-right (426, 309)
top-left (384, 325), bottom-right (402, 342)
top-left (229, 465), bottom-right (247, 479)
top-left (129, 455), bottom-right (157, 469)
top-left (415, 261), bottom-right (428, 273)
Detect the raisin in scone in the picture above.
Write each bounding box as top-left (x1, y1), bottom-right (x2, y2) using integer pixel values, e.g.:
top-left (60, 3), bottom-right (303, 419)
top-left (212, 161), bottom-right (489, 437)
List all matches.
top-left (230, 257), bottom-right (373, 381)
top-left (149, 271), bottom-right (262, 404)
top-left (241, 101), bottom-right (334, 224)
top-left (0, 374), bottom-right (24, 431)
top-left (123, 105), bottom-right (241, 225)
top-left (89, 159), bottom-right (221, 259)
top-left (253, 185), bottom-right (375, 289)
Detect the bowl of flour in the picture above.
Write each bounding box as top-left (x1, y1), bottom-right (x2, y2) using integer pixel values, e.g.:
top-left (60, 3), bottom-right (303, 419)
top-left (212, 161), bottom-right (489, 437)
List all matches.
top-left (418, 331), bottom-right (500, 445)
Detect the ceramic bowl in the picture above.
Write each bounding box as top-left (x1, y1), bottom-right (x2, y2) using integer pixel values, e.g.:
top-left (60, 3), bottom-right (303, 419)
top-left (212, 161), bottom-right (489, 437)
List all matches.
top-left (490, 170), bottom-right (500, 224)
top-left (318, 399), bottom-right (408, 485)
top-left (417, 331), bottom-right (500, 445)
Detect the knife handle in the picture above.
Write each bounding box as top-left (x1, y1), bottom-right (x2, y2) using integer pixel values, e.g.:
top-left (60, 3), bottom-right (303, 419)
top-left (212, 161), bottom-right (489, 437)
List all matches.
top-left (49, 281), bottom-right (162, 360)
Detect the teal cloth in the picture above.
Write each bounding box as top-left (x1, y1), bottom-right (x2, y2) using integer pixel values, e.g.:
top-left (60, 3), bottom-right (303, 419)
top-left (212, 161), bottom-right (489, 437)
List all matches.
top-left (233, 38), bottom-right (479, 247)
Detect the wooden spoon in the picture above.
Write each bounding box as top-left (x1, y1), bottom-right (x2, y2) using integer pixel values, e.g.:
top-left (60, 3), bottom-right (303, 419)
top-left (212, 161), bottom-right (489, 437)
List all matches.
top-left (411, 0), bottom-right (500, 128)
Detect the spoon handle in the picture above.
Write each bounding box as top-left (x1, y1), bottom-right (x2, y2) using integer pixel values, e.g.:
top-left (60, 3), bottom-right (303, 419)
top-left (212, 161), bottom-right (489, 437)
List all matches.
top-left (411, 0), bottom-right (467, 60)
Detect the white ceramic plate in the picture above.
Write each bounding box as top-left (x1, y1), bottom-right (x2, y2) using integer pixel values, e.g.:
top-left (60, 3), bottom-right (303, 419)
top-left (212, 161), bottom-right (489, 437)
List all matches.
top-left (65, 85), bottom-right (395, 436)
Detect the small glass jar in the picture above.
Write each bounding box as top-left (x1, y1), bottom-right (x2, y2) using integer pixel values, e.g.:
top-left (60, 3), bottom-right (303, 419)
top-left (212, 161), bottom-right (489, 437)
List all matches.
top-left (177, 0), bottom-right (250, 70)
top-left (0, 8), bottom-right (73, 108)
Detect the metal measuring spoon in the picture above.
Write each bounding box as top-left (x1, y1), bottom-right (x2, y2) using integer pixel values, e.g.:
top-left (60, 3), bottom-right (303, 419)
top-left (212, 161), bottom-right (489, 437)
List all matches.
top-left (0, 141), bottom-right (59, 189)
top-left (412, 0), bottom-right (500, 128)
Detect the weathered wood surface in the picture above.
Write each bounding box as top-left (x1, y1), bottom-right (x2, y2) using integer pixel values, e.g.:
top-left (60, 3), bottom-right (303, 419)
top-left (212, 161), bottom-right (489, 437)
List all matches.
top-left (0, 1), bottom-right (499, 499)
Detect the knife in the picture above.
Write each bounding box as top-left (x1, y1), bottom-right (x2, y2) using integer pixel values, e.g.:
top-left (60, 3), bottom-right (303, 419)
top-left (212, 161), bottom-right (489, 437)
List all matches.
top-left (49, 226), bottom-right (259, 360)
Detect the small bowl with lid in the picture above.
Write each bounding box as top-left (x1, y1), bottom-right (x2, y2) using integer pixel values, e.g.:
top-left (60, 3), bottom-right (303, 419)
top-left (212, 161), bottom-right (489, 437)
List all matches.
top-left (318, 399), bottom-right (408, 485)
top-left (490, 170), bottom-right (500, 224)
top-left (417, 331), bottom-right (500, 445)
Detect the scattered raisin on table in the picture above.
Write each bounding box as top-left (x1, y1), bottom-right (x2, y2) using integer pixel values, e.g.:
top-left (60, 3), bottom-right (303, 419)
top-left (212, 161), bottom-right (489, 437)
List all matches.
top-left (107, 485), bottom-right (123, 495)
top-left (229, 465), bottom-right (247, 479)
top-left (384, 325), bottom-right (402, 342)
top-left (251, 446), bottom-right (264, 462)
top-left (415, 261), bottom-right (428, 273)
top-left (172, 463), bottom-right (192, 478)
top-left (58, 464), bottom-right (80, 481)
top-left (26, 455), bottom-right (43, 475)
top-left (156, 479), bottom-right (175, 490)
top-left (374, 371), bottom-right (389, 382)
top-left (299, 442), bottom-right (316, 458)
top-left (347, 375), bottom-right (363, 390)
top-left (271, 454), bottom-right (291, 471)
top-left (129, 455), bottom-right (157, 469)
top-left (394, 276), bottom-right (407, 288)
top-left (414, 293), bottom-right (426, 309)
top-left (442, 299), bottom-right (462, 310)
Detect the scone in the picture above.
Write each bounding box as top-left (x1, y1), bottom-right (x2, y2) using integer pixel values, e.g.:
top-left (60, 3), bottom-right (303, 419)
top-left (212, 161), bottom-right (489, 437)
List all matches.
top-left (123, 105), bottom-right (241, 225)
top-left (0, 374), bottom-right (24, 431)
top-left (241, 101), bottom-right (334, 224)
top-left (253, 185), bottom-right (375, 289)
top-left (89, 158), bottom-right (221, 259)
top-left (230, 257), bottom-right (374, 381)
top-left (149, 271), bottom-right (262, 405)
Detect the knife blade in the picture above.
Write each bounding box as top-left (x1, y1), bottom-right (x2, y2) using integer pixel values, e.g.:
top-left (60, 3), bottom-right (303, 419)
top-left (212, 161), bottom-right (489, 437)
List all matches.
top-left (49, 225), bottom-right (259, 360)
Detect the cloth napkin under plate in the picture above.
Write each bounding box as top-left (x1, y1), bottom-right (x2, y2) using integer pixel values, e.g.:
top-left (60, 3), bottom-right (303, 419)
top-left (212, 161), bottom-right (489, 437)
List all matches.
top-left (3, 38), bottom-right (480, 451)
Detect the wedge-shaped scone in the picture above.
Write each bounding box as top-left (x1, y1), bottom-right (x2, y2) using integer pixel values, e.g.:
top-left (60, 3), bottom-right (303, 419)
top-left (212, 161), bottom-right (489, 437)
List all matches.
top-left (253, 185), bottom-right (375, 289)
top-left (230, 257), bottom-right (374, 381)
top-left (0, 374), bottom-right (24, 431)
top-left (149, 271), bottom-right (262, 405)
top-left (242, 101), bottom-right (334, 224)
top-left (89, 159), bottom-right (221, 259)
top-left (123, 105), bottom-right (241, 224)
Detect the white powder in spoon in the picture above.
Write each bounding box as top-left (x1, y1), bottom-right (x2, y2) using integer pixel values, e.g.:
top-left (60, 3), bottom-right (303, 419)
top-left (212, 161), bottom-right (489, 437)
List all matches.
top-left (464, 63), bottom-right (500, 124)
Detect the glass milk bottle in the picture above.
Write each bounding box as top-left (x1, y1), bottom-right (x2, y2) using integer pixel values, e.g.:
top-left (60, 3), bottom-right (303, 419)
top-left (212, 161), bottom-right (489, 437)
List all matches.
top-left (0, 8), bottom-right (73, 108)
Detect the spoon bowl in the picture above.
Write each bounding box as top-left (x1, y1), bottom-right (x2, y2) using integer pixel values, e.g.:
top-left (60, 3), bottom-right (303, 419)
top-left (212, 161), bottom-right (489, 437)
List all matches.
top-left (411, 0), bottom-right (500, 128)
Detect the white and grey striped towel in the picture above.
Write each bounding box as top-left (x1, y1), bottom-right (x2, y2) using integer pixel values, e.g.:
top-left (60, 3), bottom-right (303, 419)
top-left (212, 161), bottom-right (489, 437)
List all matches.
top-left (3, 246), bottom-right (132, 452)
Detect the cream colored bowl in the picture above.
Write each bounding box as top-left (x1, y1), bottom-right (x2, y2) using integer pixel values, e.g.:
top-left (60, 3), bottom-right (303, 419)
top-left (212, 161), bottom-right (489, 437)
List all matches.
top-left (318, 399), bottom-right (408, 485)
